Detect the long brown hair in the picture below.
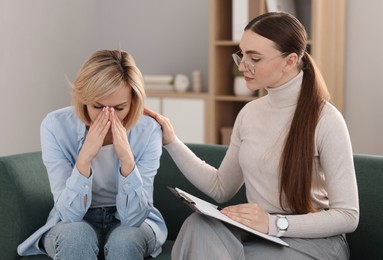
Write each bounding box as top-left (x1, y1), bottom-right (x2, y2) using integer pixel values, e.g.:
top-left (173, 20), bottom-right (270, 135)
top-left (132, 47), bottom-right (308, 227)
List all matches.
top-left (245, 12), bottom-right (330, 214)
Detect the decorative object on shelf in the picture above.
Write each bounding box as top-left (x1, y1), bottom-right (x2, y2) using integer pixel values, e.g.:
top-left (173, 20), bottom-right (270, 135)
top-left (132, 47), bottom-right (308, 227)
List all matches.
top-left (144, 74), bottom-right (174, 91)
top-left (265, 0), bottom-right (296, 16)
top-left (232, 0), bottom-right (257, 41)
top-left (174, 74), bottom-right (190, 93)
top-left (232, 0), bottom-right (247, 41)
top-left (192, 70), bottom-right (203, 93)
top-left (232, 63), bottom-right (253, 96)
top-left (234, 76), bottom-right (253, 96)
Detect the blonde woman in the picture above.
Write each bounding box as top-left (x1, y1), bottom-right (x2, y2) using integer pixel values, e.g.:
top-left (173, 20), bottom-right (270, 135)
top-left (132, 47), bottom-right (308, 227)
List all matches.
top-left (18, 50), bottom-right (167, 259)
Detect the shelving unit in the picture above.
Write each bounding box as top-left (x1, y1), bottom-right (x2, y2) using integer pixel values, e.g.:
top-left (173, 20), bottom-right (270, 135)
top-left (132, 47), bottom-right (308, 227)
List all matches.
top-left (207, 0), bottom-right (346, 144)
top-left (145, 91), bottom-right (210, 144)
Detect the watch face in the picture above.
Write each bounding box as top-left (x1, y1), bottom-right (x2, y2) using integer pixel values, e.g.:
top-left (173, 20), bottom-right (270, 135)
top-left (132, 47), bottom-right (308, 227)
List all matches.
top-left (277, 217), bottom-right (288, 230)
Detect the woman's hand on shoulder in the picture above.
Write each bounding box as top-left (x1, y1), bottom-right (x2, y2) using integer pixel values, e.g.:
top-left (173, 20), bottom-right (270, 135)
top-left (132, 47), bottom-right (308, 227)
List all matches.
top-left (144, 108), bottom-right (176, 145)
top-left (221, 203), bottom-right (269, 234)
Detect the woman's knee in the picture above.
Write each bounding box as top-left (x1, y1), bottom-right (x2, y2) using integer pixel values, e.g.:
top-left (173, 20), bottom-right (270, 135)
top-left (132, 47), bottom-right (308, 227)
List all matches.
top-left (105, 224), bottom-right (153, 258)
top-left (56, 221), bottom-right (97, 242)
top-left (43, 221), bottom-right (98, 258)
top-left (182, 213), bottom-right (216, 233)
top-left (107, 226), bottom-right (145, 249)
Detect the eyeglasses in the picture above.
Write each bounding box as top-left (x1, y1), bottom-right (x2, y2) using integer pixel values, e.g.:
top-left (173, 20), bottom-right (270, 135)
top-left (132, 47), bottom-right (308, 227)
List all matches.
top-left (232, 50), bottom-right (287, 75)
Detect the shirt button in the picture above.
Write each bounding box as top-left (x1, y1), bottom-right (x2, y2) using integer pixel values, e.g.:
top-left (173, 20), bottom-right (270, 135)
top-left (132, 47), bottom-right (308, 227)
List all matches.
top-left (124, 184), bottom-right (129, 189)
top-left (84, 185), bottom-right (89, 189)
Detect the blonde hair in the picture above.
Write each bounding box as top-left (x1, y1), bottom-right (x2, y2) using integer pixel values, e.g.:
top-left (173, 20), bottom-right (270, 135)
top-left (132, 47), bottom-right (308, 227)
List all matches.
top-left (71, 50), bottom-right (146, 130)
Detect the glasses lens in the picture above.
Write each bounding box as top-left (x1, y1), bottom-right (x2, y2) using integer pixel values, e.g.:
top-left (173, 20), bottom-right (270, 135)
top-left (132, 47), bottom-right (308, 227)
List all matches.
top-left (246, 61), bottom-right (256, 74)
top-left (232, 53), bottom-right (242, 67)
top-left (232, 51), bottom-right (255, 74)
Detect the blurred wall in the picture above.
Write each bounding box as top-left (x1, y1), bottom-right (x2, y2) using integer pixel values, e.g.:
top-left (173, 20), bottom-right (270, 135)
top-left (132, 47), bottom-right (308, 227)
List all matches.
top-left (344, 0), bottom-right (383, 155)
top-left (1, 0), bottom-right (382, 156)
top-left (0, 0), bottom-right (208, 156)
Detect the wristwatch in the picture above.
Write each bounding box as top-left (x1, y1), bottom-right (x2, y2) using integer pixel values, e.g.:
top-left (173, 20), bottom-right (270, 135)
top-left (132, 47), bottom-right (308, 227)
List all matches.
top-left (276, 215), bottom-right (289, 237)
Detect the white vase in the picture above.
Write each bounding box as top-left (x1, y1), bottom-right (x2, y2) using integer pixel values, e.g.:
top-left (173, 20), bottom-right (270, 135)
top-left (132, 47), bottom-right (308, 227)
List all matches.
top-left (174, 74), bottom-right (190, 93)
top-left (233, 76), bottom-right (253, 96)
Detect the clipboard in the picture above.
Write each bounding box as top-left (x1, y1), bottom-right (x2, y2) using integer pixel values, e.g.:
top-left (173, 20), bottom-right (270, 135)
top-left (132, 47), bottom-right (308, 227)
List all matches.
top-left (168, 186), bottom-right (202, 213)
top-left (168, 186), bottom-right (289, 247)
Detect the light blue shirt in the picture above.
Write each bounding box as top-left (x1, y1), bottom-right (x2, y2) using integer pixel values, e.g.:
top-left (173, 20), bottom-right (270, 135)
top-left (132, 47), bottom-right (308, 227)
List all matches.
top-left (17, 106), bottom-right (167, 257)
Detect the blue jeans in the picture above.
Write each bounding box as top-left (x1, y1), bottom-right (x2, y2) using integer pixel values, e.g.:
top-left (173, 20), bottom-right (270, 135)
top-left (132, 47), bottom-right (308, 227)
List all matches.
top-left (42, 207), bottom-right (156, 260)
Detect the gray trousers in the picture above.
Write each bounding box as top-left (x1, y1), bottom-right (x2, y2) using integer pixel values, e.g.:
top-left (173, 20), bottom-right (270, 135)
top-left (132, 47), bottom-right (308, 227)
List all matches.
top-left (172, 213), bottom-right (349, 260)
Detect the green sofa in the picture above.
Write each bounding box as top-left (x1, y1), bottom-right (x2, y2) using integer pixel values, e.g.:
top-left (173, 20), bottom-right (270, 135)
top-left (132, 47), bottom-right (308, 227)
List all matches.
top-left (1, 144), bottom-right (382, 259)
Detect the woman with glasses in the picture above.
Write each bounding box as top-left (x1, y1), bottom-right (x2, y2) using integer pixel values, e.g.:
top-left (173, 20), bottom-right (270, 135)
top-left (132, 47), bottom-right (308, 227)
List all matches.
top-left (18, 50), bottom-right (167, 259)
top-left (146, 12), bottom-right (358, 259)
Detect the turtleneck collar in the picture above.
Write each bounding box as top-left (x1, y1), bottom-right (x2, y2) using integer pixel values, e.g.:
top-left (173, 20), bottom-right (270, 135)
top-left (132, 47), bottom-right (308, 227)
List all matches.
top-left (265, 71), bottom-right (303, 108)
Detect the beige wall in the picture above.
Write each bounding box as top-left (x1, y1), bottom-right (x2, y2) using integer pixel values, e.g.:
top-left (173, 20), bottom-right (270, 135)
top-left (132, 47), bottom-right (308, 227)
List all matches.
top-left (344, 0), bottom-right (383, 155)
top-left (0, 0), bottom-right (208, 156)
top-left (1, 0), bottom-right (382, 156)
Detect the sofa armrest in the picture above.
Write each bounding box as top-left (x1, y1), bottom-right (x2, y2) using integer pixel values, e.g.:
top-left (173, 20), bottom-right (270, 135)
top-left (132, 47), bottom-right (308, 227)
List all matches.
top-left (347, 154), bottom-right (383, 259)
top-left (0, 152), bottom-right (53, 259)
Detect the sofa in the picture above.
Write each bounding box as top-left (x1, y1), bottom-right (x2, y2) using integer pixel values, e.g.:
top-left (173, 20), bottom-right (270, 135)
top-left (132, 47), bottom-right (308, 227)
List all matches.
top-left (1, 143), bottom-right (382, 259)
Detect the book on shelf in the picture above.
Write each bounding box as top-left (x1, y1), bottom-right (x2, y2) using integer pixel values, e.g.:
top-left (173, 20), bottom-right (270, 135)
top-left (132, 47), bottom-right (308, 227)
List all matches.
top-left (232, 0), bottom-right (258, 41)
top-left (144, 74), bottom-right (175, 91)
top-left (265, 0), bottom-right (296, 16)
top-left (143, 74), bottom-right (174, 84)
top-left (145, 83), bottom-right (174, 91)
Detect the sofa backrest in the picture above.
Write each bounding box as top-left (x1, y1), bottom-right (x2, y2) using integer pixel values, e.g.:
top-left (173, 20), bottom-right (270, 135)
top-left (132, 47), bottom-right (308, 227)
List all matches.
top-left (153, 143), bottom-right (246, 241)
top-left (0, 151), bottom-right (53, 260)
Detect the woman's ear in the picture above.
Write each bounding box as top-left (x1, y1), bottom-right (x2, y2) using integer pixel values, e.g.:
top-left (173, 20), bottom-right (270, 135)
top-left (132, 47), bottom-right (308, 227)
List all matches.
top-left (283, 53), bottom-right (299, 72)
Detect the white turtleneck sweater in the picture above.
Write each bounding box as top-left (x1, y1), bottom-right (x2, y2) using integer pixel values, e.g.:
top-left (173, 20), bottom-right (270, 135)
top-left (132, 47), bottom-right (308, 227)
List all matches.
top-left (164, 71), bottom-right (359, 238)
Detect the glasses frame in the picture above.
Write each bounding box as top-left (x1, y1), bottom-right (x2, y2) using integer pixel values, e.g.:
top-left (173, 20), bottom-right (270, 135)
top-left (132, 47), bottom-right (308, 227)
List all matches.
top-left (232, 50), bottom-right (287, 75)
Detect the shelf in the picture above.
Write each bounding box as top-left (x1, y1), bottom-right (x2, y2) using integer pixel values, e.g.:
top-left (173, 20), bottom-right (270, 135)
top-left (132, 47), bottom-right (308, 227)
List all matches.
top-left (215, 95), bottom-right (259, 102)
top-left (208, 0), bottom-right (345, 144)
top-left (215, 40), bottom-right (240, 46)
top-left (146, 91), bottom-right (209, 99)
top-left (215, 39), bottom-right (312, 47)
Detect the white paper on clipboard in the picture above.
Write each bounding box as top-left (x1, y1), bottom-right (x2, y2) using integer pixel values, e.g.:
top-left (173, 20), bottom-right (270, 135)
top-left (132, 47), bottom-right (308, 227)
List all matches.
top-left (172, 187), bottom-right (289, 247)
